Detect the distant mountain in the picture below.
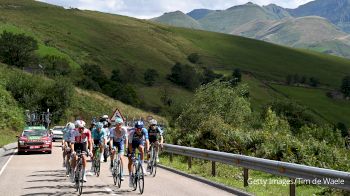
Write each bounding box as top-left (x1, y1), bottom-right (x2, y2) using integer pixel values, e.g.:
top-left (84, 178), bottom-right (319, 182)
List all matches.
top-left (263, 4), bottom-right (292, 19)
top-left (187, 9), bottom-right (214, 20)
top-left (198, 2), bottom-right (285, 33)
top-left (150, 1), bottom-right (350, 58)
top-left (288, 0), bottom-right (350, 33)
top-left (151, 11), bottom-right (202, 29)
top-left (232, 16), bottom-right (350, 58)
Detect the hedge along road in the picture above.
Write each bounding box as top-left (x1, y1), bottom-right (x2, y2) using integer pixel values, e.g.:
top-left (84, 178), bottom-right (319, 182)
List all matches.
top-left (0, 142), bottom-right (235, 196)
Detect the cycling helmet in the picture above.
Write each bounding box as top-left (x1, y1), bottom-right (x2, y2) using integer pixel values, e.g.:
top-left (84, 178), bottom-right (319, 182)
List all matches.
top-left (149, 119), bottom-right (157, 126)
top-left (134, 121), bottom-right (144, 129)
top-left (66, 122), bottom-right (75, 130)
top-left (115, 117), bottom-right (124, 125)
top-left (75, 120), bottom-right (85, 128)
top-left (96, 122), bottom-right (103, 129)
top-left (91, 118), bottom-right (97, 125)
top-left (102, 114), bottom-right (108, 119)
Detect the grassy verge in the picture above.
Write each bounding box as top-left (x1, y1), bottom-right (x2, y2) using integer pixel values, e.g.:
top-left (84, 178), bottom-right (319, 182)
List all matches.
top-left (159, 153), bottom-right (326, 196)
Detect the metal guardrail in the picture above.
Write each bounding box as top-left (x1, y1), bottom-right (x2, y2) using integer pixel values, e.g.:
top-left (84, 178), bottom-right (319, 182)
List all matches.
top-left (163, 144), bottom-right (350, 195)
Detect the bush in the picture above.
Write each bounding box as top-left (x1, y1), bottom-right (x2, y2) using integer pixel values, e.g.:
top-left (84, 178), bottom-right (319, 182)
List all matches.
top-left (144, 68), bottom-right (159, 86)
top-left (168, 62), bottom-right (201, 90)
top-left (40, 55), bottom-right (71, 77)
top-left (6, 72), bottom-right (73, 123)
top-left (188, 53), bottom-right (200, 64)
top-left (265, 99), bottom-right (318, 132)
top-left (0, 31), bottom-right (38, 68)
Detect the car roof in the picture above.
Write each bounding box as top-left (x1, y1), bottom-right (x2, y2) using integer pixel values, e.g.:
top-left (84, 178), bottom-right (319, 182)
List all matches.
top-left (53, 126), bottom-right (65, 129)
top-left (24, 126), bottom-right (46, 130)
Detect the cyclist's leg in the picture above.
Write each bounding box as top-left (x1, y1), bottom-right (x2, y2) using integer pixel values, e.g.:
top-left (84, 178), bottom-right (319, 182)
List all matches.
top-left (155, 141), bottom-right (160, 162)
top-left (117, 141), bottom-right (124, 178)
top-left (82, 142), bottom-right (88, 181)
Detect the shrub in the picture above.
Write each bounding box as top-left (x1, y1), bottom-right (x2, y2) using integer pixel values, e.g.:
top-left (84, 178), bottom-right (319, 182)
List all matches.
top-left (0, 31), bottom-right (38, 68)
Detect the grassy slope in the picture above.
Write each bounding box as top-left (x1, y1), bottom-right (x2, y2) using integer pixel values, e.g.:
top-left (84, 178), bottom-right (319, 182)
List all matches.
top-left (0, 63), bottom-right (165, 147)
top-left (1, 0), bottom-right (350, 125)
top-left (271, 84), bottom-right (350, 126)
top-left (2, 1), bottom-right (350, 87)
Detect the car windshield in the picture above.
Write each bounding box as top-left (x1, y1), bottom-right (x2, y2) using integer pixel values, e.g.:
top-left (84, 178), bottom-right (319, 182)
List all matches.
top-left (53, 127), bottom-right (63, 130)
top-left (23, 129), bottom-right (48, 137)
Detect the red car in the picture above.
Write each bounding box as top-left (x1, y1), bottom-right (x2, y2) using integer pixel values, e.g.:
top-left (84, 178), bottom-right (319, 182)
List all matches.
top-left (17, 126), bottom-right (52, 154)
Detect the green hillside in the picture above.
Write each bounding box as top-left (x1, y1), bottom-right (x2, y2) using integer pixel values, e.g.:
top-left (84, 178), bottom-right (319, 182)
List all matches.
top-left (1, 0), bottom-right (350, 127)
top-left (0, 63), bottom-right (165, 147)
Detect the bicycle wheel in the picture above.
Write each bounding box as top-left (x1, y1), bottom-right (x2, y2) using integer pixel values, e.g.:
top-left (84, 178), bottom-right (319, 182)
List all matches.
top-left (112, 158), bottom-right (117, 185)
top-left (117, 159), bottom-right (122, 188)
top-left (75, 164), bottom-right (81, 192)
top-left (132, 163), bottom-right (138, 191)
top-left (152, 149), bottom-right (157, 177)
top-left (78, 167), bottom-right (84, 195)
top-left (138, 163), bottom-right (145, 194)
top-left (148, 147), bottom-right (154, 176)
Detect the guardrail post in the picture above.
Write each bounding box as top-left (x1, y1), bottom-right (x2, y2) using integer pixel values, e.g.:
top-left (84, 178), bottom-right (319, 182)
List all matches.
top-left (290, 178), bottom-right (296, 196)
top-left (212, 161), bottom-right (216, 176)
top-left (170, 153), bottom-right (173, 163)
top-left (188, 156), bottom-right (192, 169)
top-left (243, 168), bottom-right (249, 187)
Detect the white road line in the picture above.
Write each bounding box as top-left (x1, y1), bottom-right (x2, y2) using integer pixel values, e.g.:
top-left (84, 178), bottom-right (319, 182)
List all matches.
top-left (0, 149), bottom-right (16, 176)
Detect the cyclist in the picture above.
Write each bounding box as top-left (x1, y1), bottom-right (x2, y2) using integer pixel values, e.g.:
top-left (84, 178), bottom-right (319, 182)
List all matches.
top-left (70, 120), bottom-right (93, 182)
top-left (109, 117), bottom-right (128, 180)
top-left (146, 119), bottom-right (164, 168)
top-left (62, 122), bottom-right (75, 168)
top-left (91, 122), bottom-right (107, 165)
top-left (100, 115), bottom-right (111, 162)
top-left (127, 121), bottom-right (149, 187)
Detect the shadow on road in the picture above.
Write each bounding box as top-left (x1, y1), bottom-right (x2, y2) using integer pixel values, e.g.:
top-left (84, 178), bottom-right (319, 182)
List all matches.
top-left (26, 178), bottom-right (67, 183)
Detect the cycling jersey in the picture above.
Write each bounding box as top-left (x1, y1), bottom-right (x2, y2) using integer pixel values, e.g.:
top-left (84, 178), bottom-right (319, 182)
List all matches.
top-left (91, 127), bottom-right (106, 143)
top-left (128, 128), bottom-right (148, 149)
top-left (110, 127), bottom-right (127, 143)
top-left (71, 128), bottom-right (91, 144)
top-left (148, 126), bottom-right (163, 143)
top-left (110, 127), bottom-right (127, 154)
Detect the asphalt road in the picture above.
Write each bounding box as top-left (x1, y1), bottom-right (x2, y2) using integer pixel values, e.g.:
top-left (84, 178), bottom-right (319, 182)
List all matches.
top-left (0, 142), bottom-right (234, 196)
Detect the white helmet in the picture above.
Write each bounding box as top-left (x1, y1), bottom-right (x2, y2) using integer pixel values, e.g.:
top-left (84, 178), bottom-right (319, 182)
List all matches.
top-left (66, 122), bottom-right (75, 130)
top-left (74, 120), bottom-right (86, 128)
top-left (102, 115), bottom-right (109, 119)
top-left (149, 119), bottom-right (157, 125)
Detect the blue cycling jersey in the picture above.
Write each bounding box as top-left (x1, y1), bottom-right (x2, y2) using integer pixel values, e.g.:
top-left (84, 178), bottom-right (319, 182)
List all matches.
top-left (92, 127), bottom-right (106, 141)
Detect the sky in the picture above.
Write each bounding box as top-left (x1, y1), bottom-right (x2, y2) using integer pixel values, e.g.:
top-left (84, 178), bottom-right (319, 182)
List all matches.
top-left (38, 0), bottom-right (314, 19)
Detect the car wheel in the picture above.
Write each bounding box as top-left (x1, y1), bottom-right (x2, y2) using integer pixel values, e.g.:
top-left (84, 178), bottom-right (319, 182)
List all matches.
top-left (48, 151), bottom-right (52, 154)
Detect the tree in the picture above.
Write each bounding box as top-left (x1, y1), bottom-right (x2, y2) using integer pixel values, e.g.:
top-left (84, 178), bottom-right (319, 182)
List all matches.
top-left (144, 69), bottom-right (159, 86)
top-left (309, 77), bottom-right (320, 87)
top-left (300, 76), bottom-right (307, 84)
top-left (111, 69), bottom-right (122, 83)
top-left (81, 63), bottom-right (107, 88)
top-left (160, 87), bottom-right (173, 106)
top-left (168, 63), bottom-right (201, 90)
top-left (231, 68), bottom-right (242, 85)
top-left (202, 68), bottom-right (222, 84)
top-left (293, 74), bottom-right (300, 84)
top-left (286, 75), bottom-right (293, 85)
top-left (341, 75), bottom-right (350, 98)
top-left (40, 55), bottom-right (71, 77)
top-left (188, 53), bottom-right (199, 64)
top-left (0, 31), bottom-right (38, 67)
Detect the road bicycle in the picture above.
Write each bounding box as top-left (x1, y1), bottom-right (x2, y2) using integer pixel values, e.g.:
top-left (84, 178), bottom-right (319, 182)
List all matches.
top-left (111, 147), bottom-right (123, 188)
top-left (74, 150), bottom-right (86, 195)
top-left (147, 143), bottom-right (158, 177)
top-left (92, 145), bottom-right (101, 177)
top-left (130, 150), bottom-right (144, 194)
